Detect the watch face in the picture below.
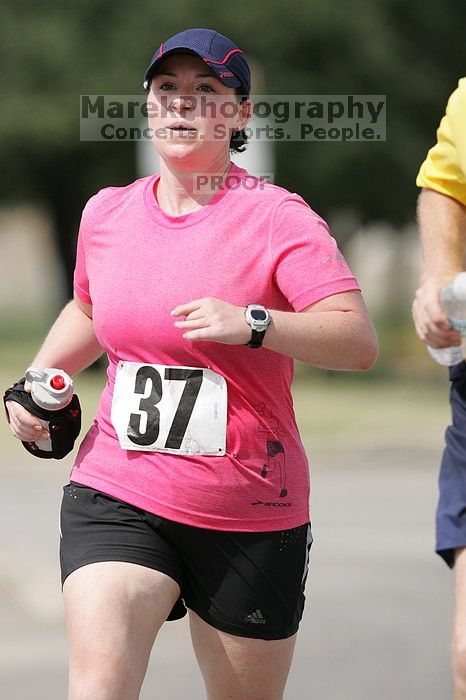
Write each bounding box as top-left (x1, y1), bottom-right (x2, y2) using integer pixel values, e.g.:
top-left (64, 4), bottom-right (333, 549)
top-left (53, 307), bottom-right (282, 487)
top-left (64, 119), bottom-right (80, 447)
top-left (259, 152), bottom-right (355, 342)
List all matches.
top-left (251, 309), bottom-right (267, 321)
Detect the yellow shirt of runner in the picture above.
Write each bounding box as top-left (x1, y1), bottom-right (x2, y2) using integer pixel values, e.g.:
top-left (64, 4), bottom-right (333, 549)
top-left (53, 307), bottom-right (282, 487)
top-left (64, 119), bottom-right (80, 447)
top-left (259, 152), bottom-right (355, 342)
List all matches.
top-left (416, 77), bottom-right (466, 206)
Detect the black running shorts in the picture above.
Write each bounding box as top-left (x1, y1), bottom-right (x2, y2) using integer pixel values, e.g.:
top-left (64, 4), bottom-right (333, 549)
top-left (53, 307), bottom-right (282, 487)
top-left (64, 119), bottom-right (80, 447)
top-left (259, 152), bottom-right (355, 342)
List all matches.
top-left (59, 481), bottom-right (313, 640)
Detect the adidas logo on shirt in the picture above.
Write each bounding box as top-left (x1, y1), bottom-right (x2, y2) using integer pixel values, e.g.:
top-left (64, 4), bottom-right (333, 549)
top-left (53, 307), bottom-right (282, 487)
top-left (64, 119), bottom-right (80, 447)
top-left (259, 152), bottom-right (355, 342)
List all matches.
top-left (245, 609), bottom-right (266, 624)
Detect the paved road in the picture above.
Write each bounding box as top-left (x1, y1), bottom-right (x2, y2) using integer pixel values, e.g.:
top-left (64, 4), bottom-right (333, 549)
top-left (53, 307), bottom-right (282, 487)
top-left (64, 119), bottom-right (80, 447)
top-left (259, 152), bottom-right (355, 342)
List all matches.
top-left (0, 443), bottom-right (452, 699)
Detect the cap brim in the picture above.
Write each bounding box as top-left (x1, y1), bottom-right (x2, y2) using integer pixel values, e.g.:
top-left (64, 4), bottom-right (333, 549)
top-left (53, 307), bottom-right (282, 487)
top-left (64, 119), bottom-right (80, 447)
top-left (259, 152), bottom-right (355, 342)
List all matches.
top-left (143, 47), bottom-right (242, 90)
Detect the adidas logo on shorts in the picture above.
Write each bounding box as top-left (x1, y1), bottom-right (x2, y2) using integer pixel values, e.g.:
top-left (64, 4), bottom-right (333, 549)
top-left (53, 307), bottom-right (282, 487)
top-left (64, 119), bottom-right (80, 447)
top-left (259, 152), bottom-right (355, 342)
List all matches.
top-left (245, 609), bottom-right (266, 624)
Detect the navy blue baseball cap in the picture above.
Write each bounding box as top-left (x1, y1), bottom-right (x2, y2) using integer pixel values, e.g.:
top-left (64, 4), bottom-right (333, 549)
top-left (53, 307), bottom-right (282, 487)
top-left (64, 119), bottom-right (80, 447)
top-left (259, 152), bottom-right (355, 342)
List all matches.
top-left (143, 28), bottom-right (251, 97)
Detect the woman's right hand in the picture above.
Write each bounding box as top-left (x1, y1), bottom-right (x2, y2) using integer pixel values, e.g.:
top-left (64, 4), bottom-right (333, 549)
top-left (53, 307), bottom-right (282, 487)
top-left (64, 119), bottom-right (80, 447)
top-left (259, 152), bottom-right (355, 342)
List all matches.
top-left (5, 381), bottom-right (50, 443)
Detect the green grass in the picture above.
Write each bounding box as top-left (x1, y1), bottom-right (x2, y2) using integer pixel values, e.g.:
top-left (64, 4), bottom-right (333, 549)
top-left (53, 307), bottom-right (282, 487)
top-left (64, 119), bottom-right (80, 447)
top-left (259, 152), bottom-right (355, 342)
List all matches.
top-left (292, 371), bottom-right (449, 453)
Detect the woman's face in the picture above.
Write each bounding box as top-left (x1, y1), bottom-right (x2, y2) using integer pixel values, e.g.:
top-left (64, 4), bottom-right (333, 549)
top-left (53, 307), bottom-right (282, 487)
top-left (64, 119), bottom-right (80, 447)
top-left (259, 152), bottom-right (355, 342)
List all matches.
top-left (147, 53), bottom-right (250, 169)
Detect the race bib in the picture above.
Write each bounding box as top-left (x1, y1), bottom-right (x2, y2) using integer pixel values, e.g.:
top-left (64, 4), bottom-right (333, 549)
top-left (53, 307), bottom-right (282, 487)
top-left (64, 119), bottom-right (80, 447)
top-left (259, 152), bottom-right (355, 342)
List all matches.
top-left (111, 361), bottom-right (227, 455)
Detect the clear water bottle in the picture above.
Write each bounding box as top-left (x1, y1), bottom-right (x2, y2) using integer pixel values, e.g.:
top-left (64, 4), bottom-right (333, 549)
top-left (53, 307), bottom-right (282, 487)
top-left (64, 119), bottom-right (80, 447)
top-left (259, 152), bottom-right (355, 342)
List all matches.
top-left (428, 272), bottom-right (466, 366)
top-left (25, 367), bottom-right (74, 452)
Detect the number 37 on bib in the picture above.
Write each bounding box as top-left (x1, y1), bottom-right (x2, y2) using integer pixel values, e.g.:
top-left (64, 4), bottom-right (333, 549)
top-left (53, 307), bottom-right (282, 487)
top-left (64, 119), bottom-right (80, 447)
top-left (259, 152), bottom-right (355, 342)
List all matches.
top-left (111, 361), bottom-right (227, 456)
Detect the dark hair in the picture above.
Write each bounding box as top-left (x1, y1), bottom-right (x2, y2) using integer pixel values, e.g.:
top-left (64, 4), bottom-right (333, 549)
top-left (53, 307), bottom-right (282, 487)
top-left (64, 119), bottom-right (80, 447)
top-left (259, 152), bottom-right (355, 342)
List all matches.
top-left (230, 91), bottom-right (249, 153)
top-left (230, 127), bottom-right (248, 153)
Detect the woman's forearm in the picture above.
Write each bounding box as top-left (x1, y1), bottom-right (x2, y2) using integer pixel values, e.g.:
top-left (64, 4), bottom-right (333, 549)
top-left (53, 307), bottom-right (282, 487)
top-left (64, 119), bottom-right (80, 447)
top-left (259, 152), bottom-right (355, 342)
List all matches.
top-left (172, 293), bottom-right (378, 370)
top-left (263, 308), bottom-right (379, 370)
top-left (29, 299), bottom-right (103, 376)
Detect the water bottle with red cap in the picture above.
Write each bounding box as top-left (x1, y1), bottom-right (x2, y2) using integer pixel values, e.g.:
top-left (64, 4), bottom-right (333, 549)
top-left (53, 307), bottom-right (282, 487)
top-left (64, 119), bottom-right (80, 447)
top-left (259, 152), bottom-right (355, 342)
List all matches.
top-left (25, 367), bottom-right (74, 452)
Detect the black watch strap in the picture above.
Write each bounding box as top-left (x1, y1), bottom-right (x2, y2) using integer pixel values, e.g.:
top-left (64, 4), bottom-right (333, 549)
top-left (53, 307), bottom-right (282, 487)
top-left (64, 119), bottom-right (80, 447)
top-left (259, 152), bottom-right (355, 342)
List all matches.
top-left (246, 329), bottom-right (266, 348)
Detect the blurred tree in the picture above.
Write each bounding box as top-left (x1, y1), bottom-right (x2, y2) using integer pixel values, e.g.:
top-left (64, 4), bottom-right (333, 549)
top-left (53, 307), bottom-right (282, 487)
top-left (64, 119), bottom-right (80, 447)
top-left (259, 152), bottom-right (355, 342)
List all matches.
top-left (0, 0), bottom-right (464, 288)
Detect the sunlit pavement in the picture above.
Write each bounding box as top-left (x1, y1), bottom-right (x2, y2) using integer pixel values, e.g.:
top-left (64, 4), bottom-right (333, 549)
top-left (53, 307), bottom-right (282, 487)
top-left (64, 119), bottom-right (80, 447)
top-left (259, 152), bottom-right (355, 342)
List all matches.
top-left (0, 444), bottom-right (452, 699)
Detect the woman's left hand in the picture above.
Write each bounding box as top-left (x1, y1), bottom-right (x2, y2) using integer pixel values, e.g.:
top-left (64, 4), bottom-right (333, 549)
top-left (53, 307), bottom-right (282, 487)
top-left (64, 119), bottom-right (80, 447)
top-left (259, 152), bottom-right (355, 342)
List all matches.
top-left (171, 297), bottom-right (251, 345)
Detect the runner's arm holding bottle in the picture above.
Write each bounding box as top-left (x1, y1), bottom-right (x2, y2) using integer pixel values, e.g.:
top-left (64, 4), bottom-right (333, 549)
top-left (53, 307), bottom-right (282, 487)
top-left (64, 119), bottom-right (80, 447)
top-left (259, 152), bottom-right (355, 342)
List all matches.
top-left (6, 298), bottom-right (103, 443)
top-left (412, 188), bottom-right (466, 348)
top-left (413, 80), bottom-right (466, 349)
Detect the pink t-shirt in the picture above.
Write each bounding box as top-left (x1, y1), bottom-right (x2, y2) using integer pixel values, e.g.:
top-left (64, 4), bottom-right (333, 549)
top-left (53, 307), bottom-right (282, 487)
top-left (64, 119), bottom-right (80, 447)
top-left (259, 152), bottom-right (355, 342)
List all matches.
top-left (71, 164), bottom-right (360, 531)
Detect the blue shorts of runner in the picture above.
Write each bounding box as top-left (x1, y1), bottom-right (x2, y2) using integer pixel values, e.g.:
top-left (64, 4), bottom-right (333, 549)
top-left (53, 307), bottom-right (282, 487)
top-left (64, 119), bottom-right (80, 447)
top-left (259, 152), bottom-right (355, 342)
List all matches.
top-left (59, 481), bottom-right (313, 640)
top-left (437, 361), bottom-right (466, 567)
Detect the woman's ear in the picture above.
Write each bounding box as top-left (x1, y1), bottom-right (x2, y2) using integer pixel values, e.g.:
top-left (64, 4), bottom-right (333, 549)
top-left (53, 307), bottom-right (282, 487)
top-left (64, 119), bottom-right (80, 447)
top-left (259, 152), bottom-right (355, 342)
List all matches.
top-left (237, 98), bottom-right (253, 131)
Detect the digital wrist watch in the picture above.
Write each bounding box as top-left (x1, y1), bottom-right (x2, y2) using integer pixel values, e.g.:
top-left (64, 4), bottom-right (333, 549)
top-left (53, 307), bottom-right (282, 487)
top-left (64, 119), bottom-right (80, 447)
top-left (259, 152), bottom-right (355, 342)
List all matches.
top-left (244, 305), bottom-right (271, 348)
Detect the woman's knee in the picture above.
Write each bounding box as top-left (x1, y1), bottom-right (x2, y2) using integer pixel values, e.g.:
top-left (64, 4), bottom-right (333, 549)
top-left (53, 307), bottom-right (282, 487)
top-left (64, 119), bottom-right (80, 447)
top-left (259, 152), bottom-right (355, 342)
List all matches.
top-left (190, 612), bottom-right (296, 700)
top-left (64, 562), bottom-right (180, 698)
top-left (68, 664), bottom-right (141, 700)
